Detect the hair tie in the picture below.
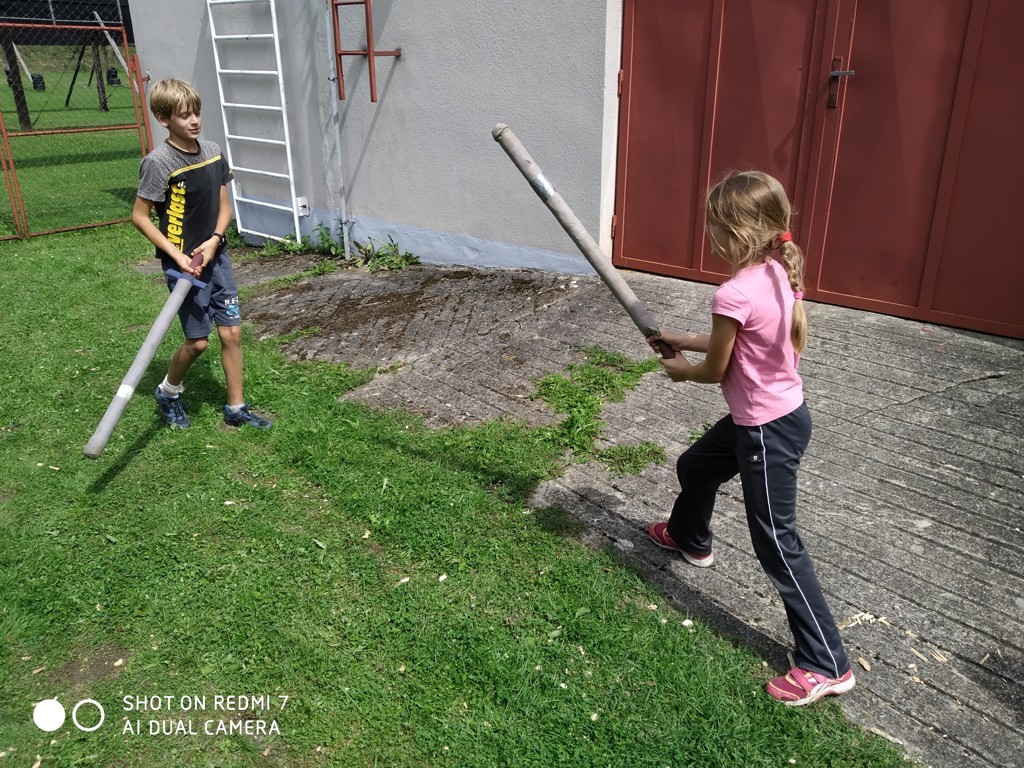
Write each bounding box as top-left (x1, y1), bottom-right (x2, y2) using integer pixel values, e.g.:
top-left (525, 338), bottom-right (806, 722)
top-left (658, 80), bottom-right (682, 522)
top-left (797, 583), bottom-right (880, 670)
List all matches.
top-left (778, 232), bottom-right (793, 244)
top-left (793, 291), bottom-right (804, 300)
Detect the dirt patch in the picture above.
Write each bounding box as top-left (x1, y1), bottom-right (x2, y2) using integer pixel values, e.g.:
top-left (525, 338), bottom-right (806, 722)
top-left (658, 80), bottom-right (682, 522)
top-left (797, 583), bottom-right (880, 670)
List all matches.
top-left (243, 262), bottom-right (583, 371)
top-left (133, 253), bottom-right (580, 371)
top-left (49, 642), bottom-right (129, 691)
top-left (133, 250), bottom-right (324, 286)
top-left (232, 251), bottom-right (326, 286)
top-left (132, 251), bottom-right (599, 425)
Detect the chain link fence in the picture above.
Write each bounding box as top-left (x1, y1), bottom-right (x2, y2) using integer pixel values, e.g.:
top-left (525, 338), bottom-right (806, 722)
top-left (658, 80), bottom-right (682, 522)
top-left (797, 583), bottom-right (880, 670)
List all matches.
top-left (0, 1), bottom-right (148, 240)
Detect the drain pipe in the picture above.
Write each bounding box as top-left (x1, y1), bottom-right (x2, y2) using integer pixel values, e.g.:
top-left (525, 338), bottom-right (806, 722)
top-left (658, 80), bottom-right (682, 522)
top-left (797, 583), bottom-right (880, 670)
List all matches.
top-left (325, 2), bottom-right (353, 259)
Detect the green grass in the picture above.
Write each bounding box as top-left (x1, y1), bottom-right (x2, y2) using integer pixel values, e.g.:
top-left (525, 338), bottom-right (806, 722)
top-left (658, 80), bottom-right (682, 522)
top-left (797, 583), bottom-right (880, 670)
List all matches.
top-left (533, 345), bottom-right (666, 475)
top-left (0, 226), bottom-right (914, 767)
top-left (355, 235), bottom-right (420, 272)
top-left (3, 128), bottom-right (141, 236)
top-left (595, 442), bottom-right (667, 477)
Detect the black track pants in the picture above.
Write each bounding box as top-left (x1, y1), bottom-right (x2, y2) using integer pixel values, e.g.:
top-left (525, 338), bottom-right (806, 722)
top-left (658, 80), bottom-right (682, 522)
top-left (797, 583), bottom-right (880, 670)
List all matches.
top-left (667, 403), bottom-right (849, 677)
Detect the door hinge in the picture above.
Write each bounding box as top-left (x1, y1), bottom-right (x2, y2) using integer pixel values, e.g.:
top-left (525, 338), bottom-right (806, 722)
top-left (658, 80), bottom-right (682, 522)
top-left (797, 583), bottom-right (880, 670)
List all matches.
top-left (617, 69), bottom-right (624, 95)
top-left (611, 214), bottom-right (618, 239)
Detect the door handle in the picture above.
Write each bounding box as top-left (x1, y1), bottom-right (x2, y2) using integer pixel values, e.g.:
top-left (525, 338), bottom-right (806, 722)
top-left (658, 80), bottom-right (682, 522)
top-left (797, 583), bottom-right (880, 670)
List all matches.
top-left (828, 59), bottom-right (855, 109)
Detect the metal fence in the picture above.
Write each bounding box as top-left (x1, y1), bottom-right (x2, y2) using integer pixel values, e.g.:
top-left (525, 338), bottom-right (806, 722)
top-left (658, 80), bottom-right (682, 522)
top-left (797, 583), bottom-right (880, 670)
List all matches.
top-left (0, 1), bottom-right (148, 240)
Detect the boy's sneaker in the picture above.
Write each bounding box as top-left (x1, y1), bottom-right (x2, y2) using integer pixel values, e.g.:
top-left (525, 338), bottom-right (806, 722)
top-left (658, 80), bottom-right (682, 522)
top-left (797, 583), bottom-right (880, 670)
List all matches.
top-left (224, 403), bottom-right (272, 429)
top-left (766, 666), bottom-right (856, 706)
top-left (155, 387), bottom-right (190, 429)
top-left (647, 522), bottom-right (714, 567)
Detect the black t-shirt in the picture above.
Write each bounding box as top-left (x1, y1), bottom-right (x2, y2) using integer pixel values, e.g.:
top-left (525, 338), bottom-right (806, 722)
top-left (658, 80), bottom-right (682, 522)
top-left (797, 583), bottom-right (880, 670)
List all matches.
top-left (137, 139), bottom-right (232, 258)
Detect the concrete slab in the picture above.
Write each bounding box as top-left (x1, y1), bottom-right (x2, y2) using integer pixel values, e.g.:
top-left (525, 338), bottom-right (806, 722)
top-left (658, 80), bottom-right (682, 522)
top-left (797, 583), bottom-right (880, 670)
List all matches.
top-left (242, 259), bottom-right (1024, 768)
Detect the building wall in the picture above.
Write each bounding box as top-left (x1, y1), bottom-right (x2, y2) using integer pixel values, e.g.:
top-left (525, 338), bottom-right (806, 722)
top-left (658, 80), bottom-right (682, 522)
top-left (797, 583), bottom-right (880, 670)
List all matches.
top-left (128, 0), bottom-right (623, 273)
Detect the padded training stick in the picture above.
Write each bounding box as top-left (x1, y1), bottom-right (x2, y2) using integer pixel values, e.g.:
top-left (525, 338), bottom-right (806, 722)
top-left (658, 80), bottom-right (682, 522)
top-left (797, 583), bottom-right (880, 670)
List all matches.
top-left (492, 123), bottom-right (673, 358)
top-left (84, 256), bottom-right (207, 459)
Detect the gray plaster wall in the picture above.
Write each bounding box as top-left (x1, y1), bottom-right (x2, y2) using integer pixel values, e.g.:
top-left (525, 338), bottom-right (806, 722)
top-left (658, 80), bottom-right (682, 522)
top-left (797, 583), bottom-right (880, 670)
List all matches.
top-left (127, 0), bottom-right (622, 272)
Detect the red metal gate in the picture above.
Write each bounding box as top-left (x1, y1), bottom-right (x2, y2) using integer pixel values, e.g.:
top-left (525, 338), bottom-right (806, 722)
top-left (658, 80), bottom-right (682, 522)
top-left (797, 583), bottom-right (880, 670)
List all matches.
top-left (0, 10), bottom-right (149, 240)
top-left (613, 0), bottom-right (1024, 339)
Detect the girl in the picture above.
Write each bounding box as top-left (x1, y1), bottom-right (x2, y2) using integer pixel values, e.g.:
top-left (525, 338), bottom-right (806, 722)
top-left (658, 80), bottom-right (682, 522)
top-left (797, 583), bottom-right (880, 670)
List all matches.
top-left (646, 170), bottom-right (854, 706)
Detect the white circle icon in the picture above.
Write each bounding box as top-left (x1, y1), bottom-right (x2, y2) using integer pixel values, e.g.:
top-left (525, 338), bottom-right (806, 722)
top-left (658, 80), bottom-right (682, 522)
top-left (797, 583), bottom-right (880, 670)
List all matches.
top-left (71, 699), bottom-right (105, 732)
top-left (32, 699), bottom-right (66, 732)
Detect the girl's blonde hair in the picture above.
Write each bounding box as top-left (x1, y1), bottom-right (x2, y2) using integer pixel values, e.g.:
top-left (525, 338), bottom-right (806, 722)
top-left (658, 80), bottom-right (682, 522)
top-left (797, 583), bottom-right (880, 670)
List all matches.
top-left (705, 170), bottom-right (807, 353)
top-left (149, 78), bottom-right (202, 121)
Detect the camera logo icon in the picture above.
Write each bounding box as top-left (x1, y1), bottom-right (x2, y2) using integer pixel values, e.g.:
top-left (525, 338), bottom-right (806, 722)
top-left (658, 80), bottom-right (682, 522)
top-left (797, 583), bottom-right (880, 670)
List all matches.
top-left (32, 699), bottom-right (105, 732)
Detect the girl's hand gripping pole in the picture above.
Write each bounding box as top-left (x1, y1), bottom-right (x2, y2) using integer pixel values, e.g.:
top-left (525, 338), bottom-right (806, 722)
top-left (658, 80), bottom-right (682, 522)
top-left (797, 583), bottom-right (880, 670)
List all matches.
top-left (491, 123), bottom-right (673, 359)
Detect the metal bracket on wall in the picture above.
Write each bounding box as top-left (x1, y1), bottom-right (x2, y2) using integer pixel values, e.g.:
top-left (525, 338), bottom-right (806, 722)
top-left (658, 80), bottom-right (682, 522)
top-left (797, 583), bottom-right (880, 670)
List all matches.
top-left (331, 0), bottom-right (400, 102)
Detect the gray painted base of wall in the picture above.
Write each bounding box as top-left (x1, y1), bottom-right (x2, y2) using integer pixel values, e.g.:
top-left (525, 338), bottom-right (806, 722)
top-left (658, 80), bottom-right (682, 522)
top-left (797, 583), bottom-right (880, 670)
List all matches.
top-left (350, 216), bottom-right (597, 276)
top-left (237, 200), bottom-right (597, 276)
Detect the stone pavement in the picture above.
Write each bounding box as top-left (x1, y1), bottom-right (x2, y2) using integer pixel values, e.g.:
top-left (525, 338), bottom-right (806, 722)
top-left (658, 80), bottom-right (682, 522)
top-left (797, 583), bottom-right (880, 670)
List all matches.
top-left (241, 259), bottom-right (1024, 768)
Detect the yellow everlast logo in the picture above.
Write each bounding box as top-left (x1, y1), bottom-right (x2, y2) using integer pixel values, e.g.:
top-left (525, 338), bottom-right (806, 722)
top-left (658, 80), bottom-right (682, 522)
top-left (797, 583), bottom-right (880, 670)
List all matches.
top-left (166, 183), bottom-right (186, 249)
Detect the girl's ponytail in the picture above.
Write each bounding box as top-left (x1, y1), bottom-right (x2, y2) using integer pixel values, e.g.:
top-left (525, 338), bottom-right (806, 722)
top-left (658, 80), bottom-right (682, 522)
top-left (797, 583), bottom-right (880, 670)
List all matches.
top-left (778, 236), bottom-right (808, 354)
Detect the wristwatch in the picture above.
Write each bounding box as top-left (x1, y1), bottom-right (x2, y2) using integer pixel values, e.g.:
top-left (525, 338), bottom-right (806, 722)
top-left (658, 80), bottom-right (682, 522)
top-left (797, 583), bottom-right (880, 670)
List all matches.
top-left (212, 232), bottom-right (226, 247)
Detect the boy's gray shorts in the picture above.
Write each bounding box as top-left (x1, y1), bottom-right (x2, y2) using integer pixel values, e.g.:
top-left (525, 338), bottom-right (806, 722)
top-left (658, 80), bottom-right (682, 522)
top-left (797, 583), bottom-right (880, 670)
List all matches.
top-left (162, 252), bottom-right (241, 340)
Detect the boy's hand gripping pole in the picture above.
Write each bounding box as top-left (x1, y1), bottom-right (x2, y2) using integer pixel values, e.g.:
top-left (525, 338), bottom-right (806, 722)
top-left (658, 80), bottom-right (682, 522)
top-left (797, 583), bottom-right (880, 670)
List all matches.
top-left (491, 123), bottom-right (673, 358)
top-left (83, 257), bottom-right (207, 459)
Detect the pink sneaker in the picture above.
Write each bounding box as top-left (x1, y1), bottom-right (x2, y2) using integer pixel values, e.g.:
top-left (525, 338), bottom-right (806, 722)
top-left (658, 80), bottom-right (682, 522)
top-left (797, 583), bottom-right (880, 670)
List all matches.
top-left (647, 522), bottom-right (714, 568)
top-left (766, 666), bottom-right (856, 706)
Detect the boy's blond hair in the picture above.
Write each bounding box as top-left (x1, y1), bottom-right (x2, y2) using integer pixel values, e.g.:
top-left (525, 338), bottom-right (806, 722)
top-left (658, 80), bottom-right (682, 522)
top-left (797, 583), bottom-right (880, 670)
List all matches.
top-left (149, 78), bottom-right (202, 120)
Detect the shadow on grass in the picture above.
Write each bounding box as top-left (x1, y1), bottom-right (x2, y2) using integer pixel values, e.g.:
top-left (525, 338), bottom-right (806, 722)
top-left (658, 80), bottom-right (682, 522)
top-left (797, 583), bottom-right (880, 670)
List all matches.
top-left (11, 149), bottom-right (142, 169)
top-left (356, 412), bottom-right (558, 504)
top-left (533, 485), bottom-right (793, 676)
top-left (86, 360), bottom-right (224, 492)
top-left (102, 185), bottom-right (139, 204)
top-left (620, 546), bottom-right (791, 674)
top-left (531, 505), bottom-right (589, 537)
top-left (86, 419), bottom-right (163, 493)
top-left (372, 412), bottom-right (793, 673)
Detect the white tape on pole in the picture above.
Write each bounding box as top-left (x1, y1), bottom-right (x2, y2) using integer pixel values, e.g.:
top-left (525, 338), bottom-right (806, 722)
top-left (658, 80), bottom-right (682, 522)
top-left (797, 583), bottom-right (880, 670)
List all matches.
top-left (84, 275), bottom-right (195, 459)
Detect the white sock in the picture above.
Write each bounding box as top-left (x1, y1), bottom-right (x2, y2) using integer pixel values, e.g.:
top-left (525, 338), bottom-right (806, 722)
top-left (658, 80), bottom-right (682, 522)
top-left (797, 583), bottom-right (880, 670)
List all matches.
top-left (226, 403), bottom-right (246, 413)
top-left (159, 377), bottom-right (184, 397)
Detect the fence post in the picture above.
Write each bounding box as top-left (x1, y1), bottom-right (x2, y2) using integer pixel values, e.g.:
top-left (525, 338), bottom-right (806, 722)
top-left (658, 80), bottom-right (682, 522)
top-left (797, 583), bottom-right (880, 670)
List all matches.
top-left (0, 31), bottom-right (31, 130)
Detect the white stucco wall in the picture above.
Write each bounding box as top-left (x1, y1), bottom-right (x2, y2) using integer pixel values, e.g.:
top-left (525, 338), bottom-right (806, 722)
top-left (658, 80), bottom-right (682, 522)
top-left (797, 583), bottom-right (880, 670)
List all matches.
top-left (127, 0), bottom-right (622, 272)
top-left (127, 2), bottom-right (221, 144)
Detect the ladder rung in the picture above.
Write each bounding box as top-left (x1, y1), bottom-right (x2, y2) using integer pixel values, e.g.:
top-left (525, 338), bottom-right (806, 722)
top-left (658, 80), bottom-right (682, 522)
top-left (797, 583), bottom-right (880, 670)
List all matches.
top-left (238, 226), bottom-right (293, 243)
top-left (227, 133), bottom-right (286, 146)
top-left (217, 68), bottom-right (279, 76)
top-left (214, 34), bottom-right (275, 41)
top-left (224, 102), bottom-right (283, 112)
top-left (233, 166), bottom-right (290, 180)
top-left (241, 230), bottom-right (290, 243)
top-left (235, 195), bottom-right (295, 213)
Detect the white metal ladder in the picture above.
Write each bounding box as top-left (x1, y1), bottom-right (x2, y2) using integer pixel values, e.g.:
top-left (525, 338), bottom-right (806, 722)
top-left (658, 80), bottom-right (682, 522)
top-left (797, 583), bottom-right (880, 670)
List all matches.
top-left (206, 0), bottom-right (302, 242)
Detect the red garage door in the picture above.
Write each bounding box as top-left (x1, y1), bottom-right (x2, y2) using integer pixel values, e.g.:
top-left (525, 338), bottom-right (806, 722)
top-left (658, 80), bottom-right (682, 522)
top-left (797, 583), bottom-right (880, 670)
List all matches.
top-left (613, 0), bottom-right (1024, 339)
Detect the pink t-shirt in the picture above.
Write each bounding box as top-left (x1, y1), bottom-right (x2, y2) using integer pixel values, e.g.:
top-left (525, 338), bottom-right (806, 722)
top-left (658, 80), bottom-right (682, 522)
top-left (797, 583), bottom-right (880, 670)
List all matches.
top-left (711, 259), bottom-right (803, 426)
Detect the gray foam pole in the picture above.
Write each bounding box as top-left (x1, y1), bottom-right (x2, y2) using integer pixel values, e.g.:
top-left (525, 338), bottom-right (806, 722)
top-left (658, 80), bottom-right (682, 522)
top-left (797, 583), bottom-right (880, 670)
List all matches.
top-left (84, 274), bottom-right (196, 459)
top-left (492, 123), bottom-right (671, 357)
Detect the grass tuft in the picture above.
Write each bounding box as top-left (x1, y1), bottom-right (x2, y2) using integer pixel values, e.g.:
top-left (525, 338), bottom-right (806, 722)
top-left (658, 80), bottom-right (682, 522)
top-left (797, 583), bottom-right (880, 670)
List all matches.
top-left (533, 345), bottom-right (662, 475)
top-left (596, 441), bottom-right (667, 477)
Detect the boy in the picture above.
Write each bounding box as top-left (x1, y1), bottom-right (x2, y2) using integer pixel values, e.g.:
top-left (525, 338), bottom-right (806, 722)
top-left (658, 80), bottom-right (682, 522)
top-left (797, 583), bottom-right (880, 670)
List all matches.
top-left (131, 78), bottom-right (271, 430)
